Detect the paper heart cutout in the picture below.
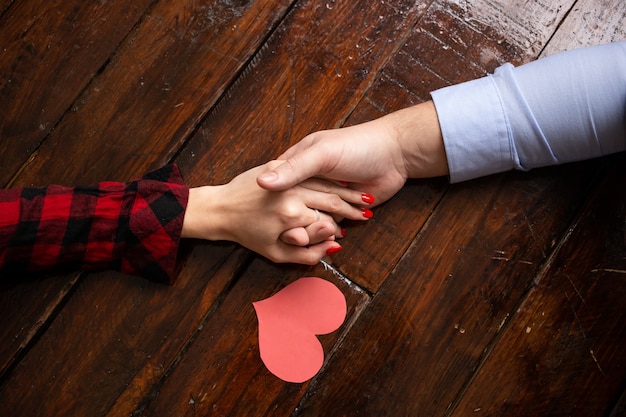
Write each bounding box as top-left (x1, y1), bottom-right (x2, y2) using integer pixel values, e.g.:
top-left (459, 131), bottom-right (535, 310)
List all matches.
top-left (253, 277), bottom-right (347, 383)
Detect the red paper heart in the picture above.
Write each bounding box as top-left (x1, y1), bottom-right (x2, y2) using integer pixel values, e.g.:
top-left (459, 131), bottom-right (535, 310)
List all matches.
top-left (252, 277), bottom-right (347, 383)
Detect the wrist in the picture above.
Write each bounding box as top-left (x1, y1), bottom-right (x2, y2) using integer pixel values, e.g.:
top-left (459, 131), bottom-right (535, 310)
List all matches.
top-left (387, 101), bottom-right (449, 179)
top-left (181, 186), bottom-right (229, 241)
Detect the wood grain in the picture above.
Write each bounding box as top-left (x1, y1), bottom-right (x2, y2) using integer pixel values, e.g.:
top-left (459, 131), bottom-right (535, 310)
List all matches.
top-left (541, 0), bottom-right (626, 56)
top-left (294, 161), bottom-right (601, 416)
top-left (0, 0), bottom-right (293, 399)
top-left (450, 154), bottom-right (626, 416)
top-left (9, 0), bottom-right (293, 187)
top-left (0, 245), bottom-right (240, 417)
top-left (0, 0), bottom-right (624, 415)
top-left (0, 0), bottom-right (154, 185)
top-left (140, 258), bottom-right (370, 417)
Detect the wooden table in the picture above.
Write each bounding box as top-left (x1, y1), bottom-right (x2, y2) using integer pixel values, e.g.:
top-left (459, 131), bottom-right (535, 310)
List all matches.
top-left (1, 0), bottom-right (625, 415)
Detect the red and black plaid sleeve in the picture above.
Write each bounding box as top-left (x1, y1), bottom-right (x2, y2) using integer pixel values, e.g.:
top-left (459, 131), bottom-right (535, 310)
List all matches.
top-left (0, 165), bottom-right (189, 284)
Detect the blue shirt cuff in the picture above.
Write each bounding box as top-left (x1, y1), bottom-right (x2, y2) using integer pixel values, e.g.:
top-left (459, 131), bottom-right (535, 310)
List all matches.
top-left (431, 74), bottom-right (513, 183)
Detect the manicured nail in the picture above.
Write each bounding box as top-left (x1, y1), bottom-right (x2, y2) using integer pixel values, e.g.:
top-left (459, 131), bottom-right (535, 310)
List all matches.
top-left (326, 245), bottom-right (343, 255)
top-left (362, 208), bottom-right (373, 219)
top-left (361, 193), bottom-right (375, 204)
top-left (341, 228), bottom-right (347, 238)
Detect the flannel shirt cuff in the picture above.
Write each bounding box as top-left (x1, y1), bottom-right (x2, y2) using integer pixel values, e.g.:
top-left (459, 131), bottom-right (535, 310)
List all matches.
top-left (118, 165), bottom-right (189, 284)
top-left (0, 165), bottom-right (189, 284)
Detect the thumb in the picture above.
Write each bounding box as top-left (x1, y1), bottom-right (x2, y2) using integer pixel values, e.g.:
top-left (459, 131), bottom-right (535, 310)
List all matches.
top-left (257, 146), bottom-right (325, 191)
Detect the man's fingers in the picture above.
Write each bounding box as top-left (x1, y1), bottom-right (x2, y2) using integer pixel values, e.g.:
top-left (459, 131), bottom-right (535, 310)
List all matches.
top-left (257, 139), bottom-right (328, 191)
top-left (256, 158), bottom-right (306, 191)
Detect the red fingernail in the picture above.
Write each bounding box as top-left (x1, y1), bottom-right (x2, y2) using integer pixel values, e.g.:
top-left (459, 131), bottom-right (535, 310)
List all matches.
top-left (362, 208), bottom-right (373, 219)
top-left (341, 228), bottom-right (347, 237)
top-left (326, 245), bottom-right (342, 255)
top-left (361, 193), bottom-right (375, 204)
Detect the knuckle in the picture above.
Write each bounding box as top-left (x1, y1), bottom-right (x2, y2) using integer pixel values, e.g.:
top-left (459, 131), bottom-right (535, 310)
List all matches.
top-left (326, 194), bottom-right (344, 212)
top-left (282, 204), bottom-right (301, 222)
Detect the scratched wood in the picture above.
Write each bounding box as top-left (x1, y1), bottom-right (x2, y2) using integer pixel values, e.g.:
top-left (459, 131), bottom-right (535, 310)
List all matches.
top-left (0, 0), bottom-right (294, 405)
top-left (0, 0), bottom-right (624, 416)
top-left (331, 0), bottom-right (532, 292)
top-left (0, 245), bottom-right (243, 417)
top-left (173, 0), bottom-right (437, 296)
top-left (8, 0), bottom-right (294, 187)
top-left (0, 0), bottom-right (155, 186)
top-left (449, 154), bottom-right (626, 416)
top-left (541, 0), bottom-right (626, 57)
top-left (141, 259), bottom-right (370, 416)
top-left (442, 0), bottom-right (575, 58)
top-left (294, 160), bottom-right (602, 416)
top-left (445, 1), bottom-right (626, 412)
top-left (329, 0), bottom-right (580, 292)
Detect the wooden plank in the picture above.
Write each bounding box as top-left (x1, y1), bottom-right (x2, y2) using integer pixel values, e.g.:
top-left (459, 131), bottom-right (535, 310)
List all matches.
top-left (449, 154), bottom-right (626, 416)
top-left (0, 2), bottom-right (622, 417)
top-left (611, 389), bottom-right (626, 417)
top-left (443, 0), bottom-right (574, 58)
top-left (542, 0), bottom-right (626, 57)
top-left (9, 0), bottom-right (293, 187)
top-left (0, 1), bottom-right (14, 16)
top-left (0, 0), bottom-right (154, 185)
top-left (140, 258), bottom-right (370, 416)
top-left (172, 0), bottom-right (437, 296)
top-left (175, 0), bottom-right (433, 188)
top-left (104, 248), bottom-right (250, 416)
top-left (293, 160), bottom-right (601, 416)
top-left (328, 0), bottom-right (571, 292)
top-left (0, 0), bottom-right (293, 393)
top-left (0, 245), bottom-right (244, 417)
top-left (0, 272), bottom-right (80, 378)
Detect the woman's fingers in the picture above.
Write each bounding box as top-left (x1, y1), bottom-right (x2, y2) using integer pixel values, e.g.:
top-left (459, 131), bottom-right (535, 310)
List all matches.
top-left (280, 215), bottom-right (341, 246)
top-left (270, 240), bottom-right (343, 265)
top-left (294, 178), bottom-right (374, 221)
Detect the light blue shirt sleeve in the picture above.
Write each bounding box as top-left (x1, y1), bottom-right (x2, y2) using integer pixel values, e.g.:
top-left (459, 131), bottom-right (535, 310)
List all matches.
top-left (431, 41), bottom-right (626, 183)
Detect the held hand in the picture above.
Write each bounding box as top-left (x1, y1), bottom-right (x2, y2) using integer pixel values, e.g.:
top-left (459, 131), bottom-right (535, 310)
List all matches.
top-left (182, 161), bottom-right (370, 264)
top-left (257, 101), bottom-right (448, 205)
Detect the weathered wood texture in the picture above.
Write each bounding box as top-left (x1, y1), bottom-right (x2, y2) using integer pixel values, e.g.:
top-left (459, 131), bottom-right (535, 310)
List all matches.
top-left (450, 155), bottom-right (626, 416)
top-left (0, 0), bottom-right (155, 185)
top-left (0, 0), bottom-right (624, 416)
top-left (142, 260), bottom-right (370, 416)
top-left (542, 0), bottom-right (626, 56)
top-left (0, 0), bottom-right (293, 391)
top-left (295, 161), bottom-right (602, 416)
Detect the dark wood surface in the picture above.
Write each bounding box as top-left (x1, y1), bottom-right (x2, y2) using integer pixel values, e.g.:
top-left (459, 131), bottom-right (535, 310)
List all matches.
top-left (1, 0), bottom-right (624, 416)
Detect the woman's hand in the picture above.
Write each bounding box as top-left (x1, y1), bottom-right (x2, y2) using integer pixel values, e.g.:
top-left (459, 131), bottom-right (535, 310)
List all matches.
top-left (182, 161), bottom-right (372, 264)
